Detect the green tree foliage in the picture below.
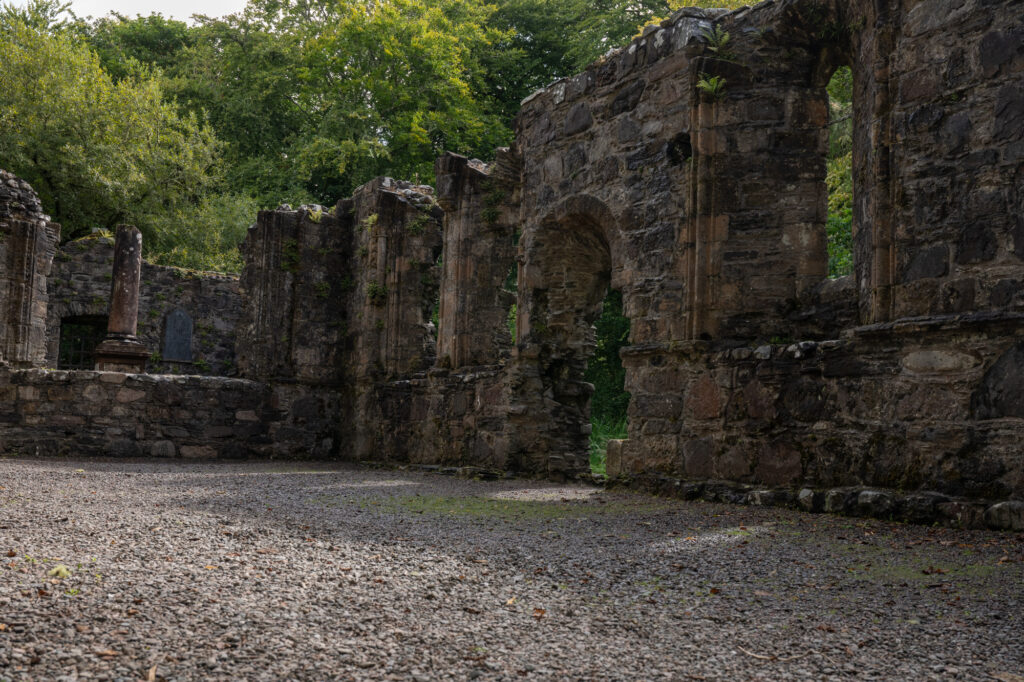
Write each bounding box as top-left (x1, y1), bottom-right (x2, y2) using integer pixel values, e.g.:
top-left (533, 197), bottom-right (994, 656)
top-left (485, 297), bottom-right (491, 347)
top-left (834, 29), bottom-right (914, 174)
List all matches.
top-left (81, 13), bottom-right (194, 82)
top-left (826, 66), bottom-right (853, 277)
top-left (585, 290), bottom-right (630, 422)
top-left (0, 0), bottom-right (74, 32)
top-left (160, 0), bottom-right (512, 206)
top-left (0, 21), bottom-right (221, 244)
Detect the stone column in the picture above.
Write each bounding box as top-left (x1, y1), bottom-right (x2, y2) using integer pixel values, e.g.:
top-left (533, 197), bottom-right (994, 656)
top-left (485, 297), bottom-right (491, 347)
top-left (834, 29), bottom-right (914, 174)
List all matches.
top-left (94, 225), bottom-right (149, 372)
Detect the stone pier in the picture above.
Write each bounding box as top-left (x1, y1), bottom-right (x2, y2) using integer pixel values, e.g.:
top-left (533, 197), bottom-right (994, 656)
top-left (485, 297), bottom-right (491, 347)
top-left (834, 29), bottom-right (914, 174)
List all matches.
top-left (94, 225), bottom-right (149, 372)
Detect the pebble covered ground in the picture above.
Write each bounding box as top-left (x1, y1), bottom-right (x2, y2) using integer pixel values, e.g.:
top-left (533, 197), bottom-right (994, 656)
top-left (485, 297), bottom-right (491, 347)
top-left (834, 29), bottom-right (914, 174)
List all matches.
top-left (1, 458), bottom-right (1022, 681)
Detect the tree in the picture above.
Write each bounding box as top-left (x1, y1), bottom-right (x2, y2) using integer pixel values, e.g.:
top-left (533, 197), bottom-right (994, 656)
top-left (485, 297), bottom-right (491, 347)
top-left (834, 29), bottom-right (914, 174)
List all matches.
top-left (0, 0), bottom-right (74, 33)
top-left (81, 13), bottom-right (195, 82)
top-left (0, 21), bottom-right (221, 245)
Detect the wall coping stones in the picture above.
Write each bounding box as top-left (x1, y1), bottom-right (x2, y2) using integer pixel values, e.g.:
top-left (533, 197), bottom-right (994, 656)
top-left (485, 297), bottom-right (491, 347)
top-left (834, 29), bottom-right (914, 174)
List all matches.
top-left (848, 311), bottom-right (1024, 338)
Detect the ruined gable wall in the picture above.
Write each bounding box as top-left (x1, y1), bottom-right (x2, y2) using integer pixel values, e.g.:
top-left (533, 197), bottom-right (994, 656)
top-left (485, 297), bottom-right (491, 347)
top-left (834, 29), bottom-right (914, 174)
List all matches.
top-left (45, 237), bottom-right (240, 375)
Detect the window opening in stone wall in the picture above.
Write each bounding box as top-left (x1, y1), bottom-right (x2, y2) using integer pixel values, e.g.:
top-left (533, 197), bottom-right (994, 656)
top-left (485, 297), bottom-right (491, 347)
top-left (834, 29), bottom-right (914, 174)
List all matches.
top-left (504, 263), bottom-right (518, 341)
top-left (57, 316), bottom-right (107, 369)
top-left (584, 288), bottom-right (631, 476)
top-left (826, 66), bottom-right (854, 278)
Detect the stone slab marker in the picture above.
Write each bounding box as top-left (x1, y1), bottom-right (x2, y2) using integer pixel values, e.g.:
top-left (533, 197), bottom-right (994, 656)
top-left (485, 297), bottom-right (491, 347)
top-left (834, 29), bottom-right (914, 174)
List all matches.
top-left (94, 225), bottom-right (149, 372)
top-left (162, 308), bottom-right (193, 362)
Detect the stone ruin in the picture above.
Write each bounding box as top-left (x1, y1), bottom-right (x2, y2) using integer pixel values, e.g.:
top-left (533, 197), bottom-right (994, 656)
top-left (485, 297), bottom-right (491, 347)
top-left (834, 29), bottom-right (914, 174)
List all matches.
top-left (0, 0), bottom-right (1022, 528)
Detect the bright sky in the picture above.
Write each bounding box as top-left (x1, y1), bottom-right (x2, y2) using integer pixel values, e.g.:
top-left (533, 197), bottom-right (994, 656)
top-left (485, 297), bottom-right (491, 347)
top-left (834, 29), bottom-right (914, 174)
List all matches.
top-left (60, 0), bottom-right (246, 22)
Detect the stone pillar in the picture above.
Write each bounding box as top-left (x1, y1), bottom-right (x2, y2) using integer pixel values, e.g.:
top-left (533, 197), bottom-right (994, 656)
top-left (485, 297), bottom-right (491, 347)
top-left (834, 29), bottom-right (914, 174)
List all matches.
top-left (94, 225), bottom-right (149, 372)
top-left (0, 169), bottom-right (60, 367)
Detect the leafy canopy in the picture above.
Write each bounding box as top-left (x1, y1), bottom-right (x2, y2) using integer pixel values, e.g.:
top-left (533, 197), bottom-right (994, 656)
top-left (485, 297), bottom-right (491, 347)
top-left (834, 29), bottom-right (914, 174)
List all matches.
top-left (0, 20), bottom-right (220, 245)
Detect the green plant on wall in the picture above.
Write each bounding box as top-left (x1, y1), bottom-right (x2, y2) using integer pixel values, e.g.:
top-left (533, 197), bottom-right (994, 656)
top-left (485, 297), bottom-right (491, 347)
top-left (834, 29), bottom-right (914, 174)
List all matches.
top-left (367, 282), bottom-right (387, 305)
top-left (281, 238), bottom-right (300, 272)
top-left (360, 213), bottom-right (379, 232)
top-left (480, 180), bottom-right (505, 225)
top-left (696, 73), bottom-right (727, 99)
top-left (700, 25), bottom-right (735, 60)
top-left (407, 212), bottom-right (431, 235)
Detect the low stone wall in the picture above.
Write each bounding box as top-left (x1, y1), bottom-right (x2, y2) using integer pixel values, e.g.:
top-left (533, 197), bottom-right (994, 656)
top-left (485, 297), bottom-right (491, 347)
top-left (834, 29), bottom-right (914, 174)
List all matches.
top-left (615, 313), bottom-right (1024, 501)
top-left (0, 368), bottom-right (340, 459)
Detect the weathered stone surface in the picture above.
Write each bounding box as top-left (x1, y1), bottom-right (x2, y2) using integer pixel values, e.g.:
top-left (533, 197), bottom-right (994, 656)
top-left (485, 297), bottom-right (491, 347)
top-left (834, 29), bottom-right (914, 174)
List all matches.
top-left (971, 342), bottom-right (1024, 419)
top-left (0, 169), bottom-right (60, 367)
top-left (984, 501), bottom-right (1024, 531)
top-left (0, 367), bottom-right (341, 459)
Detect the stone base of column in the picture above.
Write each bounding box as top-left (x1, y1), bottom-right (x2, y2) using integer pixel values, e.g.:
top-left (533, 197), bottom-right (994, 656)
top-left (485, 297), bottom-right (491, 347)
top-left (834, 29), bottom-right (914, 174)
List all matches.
top-left (94, 336), bottom-right (150, 373)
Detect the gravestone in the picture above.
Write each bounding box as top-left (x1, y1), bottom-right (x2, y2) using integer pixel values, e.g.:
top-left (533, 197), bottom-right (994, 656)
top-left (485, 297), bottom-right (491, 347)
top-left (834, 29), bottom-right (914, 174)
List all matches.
top-left (163, 308), bottom-right (193, 362)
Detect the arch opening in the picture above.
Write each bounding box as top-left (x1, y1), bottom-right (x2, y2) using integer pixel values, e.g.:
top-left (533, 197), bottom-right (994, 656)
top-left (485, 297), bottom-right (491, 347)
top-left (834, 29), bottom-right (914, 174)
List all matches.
top-left (518, 201), bottom-right (633, 476)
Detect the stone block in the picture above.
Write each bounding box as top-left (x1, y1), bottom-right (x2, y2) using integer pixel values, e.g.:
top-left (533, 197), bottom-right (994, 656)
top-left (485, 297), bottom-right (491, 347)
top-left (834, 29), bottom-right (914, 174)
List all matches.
top-left (984, 501), bottom-right (1024, 531)
top-left (180, 445), bottom-right (218, 459)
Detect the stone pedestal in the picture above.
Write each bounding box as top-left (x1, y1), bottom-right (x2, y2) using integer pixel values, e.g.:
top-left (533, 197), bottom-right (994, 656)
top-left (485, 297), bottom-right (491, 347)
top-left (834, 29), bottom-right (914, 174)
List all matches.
top-left (94, 225), bottom-right (148, 372)
top-left (93, 336), bottom-right (150, 372)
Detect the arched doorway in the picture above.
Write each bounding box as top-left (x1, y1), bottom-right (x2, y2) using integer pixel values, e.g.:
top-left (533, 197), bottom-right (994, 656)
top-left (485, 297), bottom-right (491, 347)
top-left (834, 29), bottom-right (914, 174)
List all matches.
top-left (512, 196), bottom-right (630, 478)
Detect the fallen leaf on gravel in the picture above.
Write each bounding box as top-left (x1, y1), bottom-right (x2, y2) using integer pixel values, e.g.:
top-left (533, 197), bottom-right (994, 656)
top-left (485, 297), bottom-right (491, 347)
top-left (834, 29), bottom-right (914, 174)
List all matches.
top-left (506, 597), bottom-right (517, 605)
top-left (6, 550), bottom-right (15, 557)
top-left (204, 565), bottom-right (218, 570)
top-left (95, 649), bottom-right (119, 658)
top-left (0, 624), bottom-right (7, 631)
top-left (147, 665), bottom-right (157, 681)
top-left (532, 608), bottom-right (545, 619)
top-left (709, 588), bottom-right (721, 595)
top-left (37, 589), bottom-right (50, 597)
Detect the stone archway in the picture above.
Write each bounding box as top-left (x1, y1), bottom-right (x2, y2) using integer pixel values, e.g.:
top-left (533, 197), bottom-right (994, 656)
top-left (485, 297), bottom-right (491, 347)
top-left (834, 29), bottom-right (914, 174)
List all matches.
top-left (511, 195), bottom-right (623, 478)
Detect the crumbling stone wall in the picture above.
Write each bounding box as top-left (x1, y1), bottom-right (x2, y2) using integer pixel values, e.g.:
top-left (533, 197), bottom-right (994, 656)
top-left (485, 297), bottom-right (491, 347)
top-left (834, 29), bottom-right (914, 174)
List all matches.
top-left (0, 170), bottom-right (60, 367)
top-left (0, 367), bottom-right (340, 459)
top-left (45, 236), bottom-right (241, 375)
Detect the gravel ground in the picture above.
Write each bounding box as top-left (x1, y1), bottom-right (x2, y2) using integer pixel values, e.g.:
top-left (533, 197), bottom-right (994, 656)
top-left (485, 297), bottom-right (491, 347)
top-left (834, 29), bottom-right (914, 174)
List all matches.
top-left (1, 458), bottom-right (1022, 681)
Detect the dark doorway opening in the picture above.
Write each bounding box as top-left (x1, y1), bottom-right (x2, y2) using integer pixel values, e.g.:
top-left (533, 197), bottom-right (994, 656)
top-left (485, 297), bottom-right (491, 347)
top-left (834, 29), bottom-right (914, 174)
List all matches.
top-left (57, 316), bottom-right (108, 370)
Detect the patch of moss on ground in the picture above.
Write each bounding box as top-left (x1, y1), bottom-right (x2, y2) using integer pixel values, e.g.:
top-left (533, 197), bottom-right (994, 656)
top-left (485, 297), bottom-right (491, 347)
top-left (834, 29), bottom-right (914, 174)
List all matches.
top-left (355, 494), bottom-right (675, 521)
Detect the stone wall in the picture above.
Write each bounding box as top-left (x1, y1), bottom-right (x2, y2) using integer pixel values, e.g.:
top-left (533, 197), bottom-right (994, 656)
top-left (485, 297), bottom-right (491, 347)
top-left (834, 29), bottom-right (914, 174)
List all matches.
top-left (45, 236), bottom-right (241, 375)
top-left (615, 314), bottom-right (1024, 500)
top-left (848, 0), bottom-right (1024, 324)
top-left (0, 170), bottom-right (60, 367)
top-left (0, 368), bottom-right (340, 459)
